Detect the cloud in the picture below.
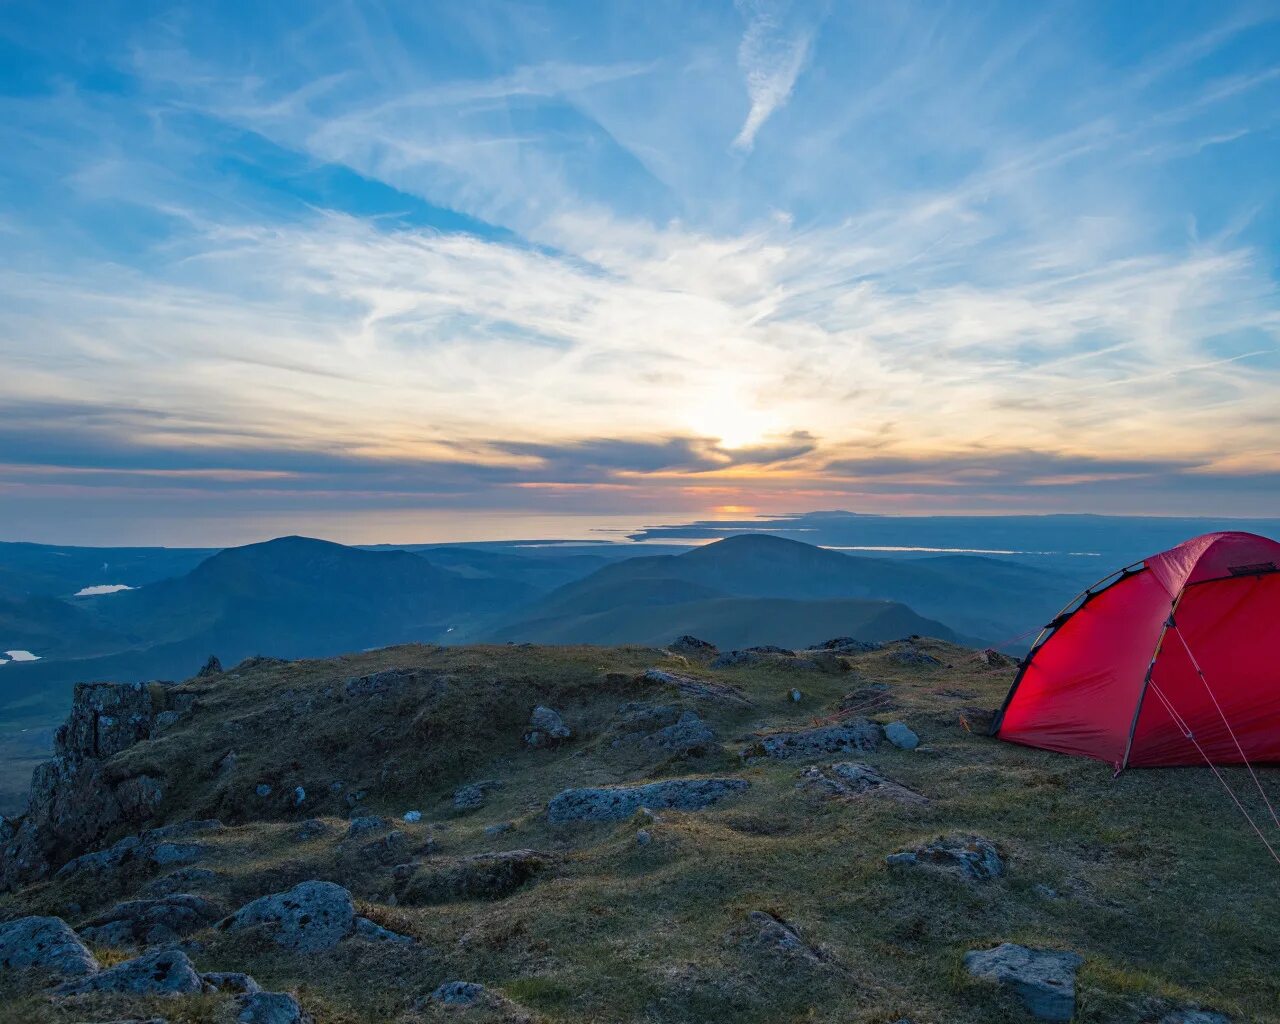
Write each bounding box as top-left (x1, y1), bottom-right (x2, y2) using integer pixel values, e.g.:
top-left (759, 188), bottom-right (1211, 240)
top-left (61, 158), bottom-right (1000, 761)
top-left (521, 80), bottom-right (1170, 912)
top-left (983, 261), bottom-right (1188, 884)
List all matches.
top-left (731, 0), bottom-right (815, 151)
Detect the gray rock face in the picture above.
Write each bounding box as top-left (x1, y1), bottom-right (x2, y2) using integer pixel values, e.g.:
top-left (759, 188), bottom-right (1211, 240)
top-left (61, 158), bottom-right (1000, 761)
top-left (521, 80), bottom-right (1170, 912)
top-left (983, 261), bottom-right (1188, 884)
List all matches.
top-left (197, 655), bottom-right (223, 677)
top-left (887, 835), bottom-right (1004, 881)
top-left (454, 779), bottom-right (503, 810)
top-left (55, 948), bottom-right (204, 996)
top-left (798, 762), bottom-right (927, 804)
top-left (429, 980), bottom-right (488, 1006)
top-left (547, 778), bottom-right (749, 823)
top-left (963, 943), bottom-right (1083, 1022)
top-left (149, 841), bottom-right (208, 866)
top-left (523, 705), bottom-right (572, 748)
top-left (78, 894), bottom-right (224, 949)
top-left (741, 720), bottom-right (881, 762)
top-left (887, 645), bottom-right (942, 667)
top-left (0, 915), bottom-right (99, 981)
top-left (143, 867), bottom-right (218, 897)
top-left (203, 970), bottom-right (262, 993)
top-left (884, 721), bottom-right (920, 750)
top-left (353, 916), bottom-right (415, 945)
top-left (643, 710), bottom-right (718, 753)
top-left (405, 850), bottom-right (554, 902)
top-left (345, 815), bottom-right (386, 839)
top-left (237, 991), bottom-right (313, 1024)
top-left (220, 880), bottom-right (355, 952)
top-left (56, 681), bottom-right (155, 760)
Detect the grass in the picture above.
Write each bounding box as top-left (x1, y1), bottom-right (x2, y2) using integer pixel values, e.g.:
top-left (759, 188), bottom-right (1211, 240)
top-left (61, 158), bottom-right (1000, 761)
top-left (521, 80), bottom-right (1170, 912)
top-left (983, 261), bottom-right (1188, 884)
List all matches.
top-left (1, 638), bottom-right (1277, 1023)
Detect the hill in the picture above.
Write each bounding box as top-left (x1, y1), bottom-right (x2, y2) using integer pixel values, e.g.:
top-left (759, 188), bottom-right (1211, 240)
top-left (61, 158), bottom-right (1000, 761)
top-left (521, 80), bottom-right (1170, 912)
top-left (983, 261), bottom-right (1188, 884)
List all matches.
top-left (0, 638), bottom-right (1273, 1022)
top-left (494, 534), bottom-right (1070, 644)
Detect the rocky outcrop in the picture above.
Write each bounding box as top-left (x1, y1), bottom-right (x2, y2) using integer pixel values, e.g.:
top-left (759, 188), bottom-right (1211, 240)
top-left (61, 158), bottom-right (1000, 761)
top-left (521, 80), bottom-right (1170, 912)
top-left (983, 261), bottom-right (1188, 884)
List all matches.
top-left (197, 654), bottom-right (223, 677)
top-left (887, 836), bottom-right (1005, 881)
top-left (219, 880), bottom-right (355, 952)
top-left (642, 669), bottom-right (754, 705)
top-left (404, 850), bottom-right (554, 902)
top-left (669, 635), bottom-right (718, 661)
top-left (523, 705), bottom-right (572, 748)
top-left (203, 970), bottom-right (262, 993)
top-left (454, 779), bottom-right (503, 810)
top-left (237, 991), bottom-right (314, 1024)
top-left (643, 710), bottom-right (718, 753)
top-left (352, 916), bottom-right (415, 945)
top-left (963, 943), bottom-right (1082, 1021)
top-left (77, 894), bottom-right (224, 949)
top-left (428, 980), bottom-right (489, 1006)
top-left (740, 720), bottom-right (880, 762)
top-left (0, 916), bottom-right (99, 982)
top-left (0, 681), bottom-right (185, 891)
top-left (797, 762), bottom-right (927, 804)
top-left (730, 910), bottom-right (835, 968)
top-left (809, 637), bottom-right (883, 654)
top-left (55, 947), bottom-right (205, 996)
top-left (547, 778), bottom-right (749, 823)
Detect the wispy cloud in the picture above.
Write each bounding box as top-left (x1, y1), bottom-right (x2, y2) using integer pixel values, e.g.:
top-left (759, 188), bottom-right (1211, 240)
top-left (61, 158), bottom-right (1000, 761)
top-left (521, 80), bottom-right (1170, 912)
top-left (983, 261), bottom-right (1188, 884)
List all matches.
top-left (731, 0), bottom-right (816, 151)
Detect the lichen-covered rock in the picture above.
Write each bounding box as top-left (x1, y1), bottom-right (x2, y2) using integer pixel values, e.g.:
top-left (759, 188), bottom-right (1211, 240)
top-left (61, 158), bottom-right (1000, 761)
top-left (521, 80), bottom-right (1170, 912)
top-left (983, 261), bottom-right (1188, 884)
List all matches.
top-left (219, 880), bottom-right (355, 952)
top-left (886, 835), bottom-right (1004, 881)
top-left (143, 867), bottom-right (218, 897)
top-left (797, 762), bottom-right (927, 804)
top-left (523, 705), bottom-right (572, 748)
top-left (454, 779), bottom-right (503, 811)
top-left (963, 943), bottom-right (1082, 1022)
top-left (55, 947), bottom-right (204, 996)
top-left (883, 721), bottom-right (920, 750)
top-left (237, 991), bottom-right (314, 1024)
top-left (643, 710), bottom-right (718, 753)
top-left (56, 681), bottom-right (155, 760)
top-left (345, 815), bottom-right (386, 839)
top-left (547, 778), bottom-right (749, 823)
top-left (740, 720), bottom-right (880, 762)
top-left (0, 916), bottom-right (99, 982)
top-left (77, 894), bottom-right (224, 948)
top-left (405, 850), bottom-right (554, 902)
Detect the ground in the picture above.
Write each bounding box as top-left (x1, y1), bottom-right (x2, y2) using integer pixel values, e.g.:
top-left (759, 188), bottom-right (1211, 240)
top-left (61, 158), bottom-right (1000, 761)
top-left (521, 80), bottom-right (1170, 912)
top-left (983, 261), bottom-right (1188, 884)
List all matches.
top-left (1, 638), bottom-right (1276, 1023)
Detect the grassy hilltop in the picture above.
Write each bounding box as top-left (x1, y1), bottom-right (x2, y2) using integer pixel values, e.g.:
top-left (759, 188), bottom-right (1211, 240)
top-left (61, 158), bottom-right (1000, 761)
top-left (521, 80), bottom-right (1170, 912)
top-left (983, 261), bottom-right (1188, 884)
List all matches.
top-left (1, 638), bottom-right (1276, 1023)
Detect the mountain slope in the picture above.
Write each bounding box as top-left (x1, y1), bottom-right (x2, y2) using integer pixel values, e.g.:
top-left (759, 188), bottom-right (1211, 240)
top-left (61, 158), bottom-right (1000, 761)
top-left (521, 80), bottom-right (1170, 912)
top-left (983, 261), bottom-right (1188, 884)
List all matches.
top-left (496, 533), bottom-right (1070, 643)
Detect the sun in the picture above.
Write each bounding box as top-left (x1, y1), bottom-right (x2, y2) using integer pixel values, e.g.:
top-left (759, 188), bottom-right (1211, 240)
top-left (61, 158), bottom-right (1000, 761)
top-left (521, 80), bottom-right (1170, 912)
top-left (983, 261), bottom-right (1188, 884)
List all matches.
top-left (687, 387), bottom-right (780, 450)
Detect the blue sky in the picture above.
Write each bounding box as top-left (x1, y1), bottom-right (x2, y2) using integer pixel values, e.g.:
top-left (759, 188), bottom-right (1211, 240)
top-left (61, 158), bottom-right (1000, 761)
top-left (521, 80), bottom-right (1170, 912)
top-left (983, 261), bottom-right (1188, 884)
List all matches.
top-left (1, 1), bottom-right (1278, 544)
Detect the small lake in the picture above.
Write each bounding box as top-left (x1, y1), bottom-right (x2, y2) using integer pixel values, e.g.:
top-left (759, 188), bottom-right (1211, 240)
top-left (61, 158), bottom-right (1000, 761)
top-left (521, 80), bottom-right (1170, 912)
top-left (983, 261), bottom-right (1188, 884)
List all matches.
top-left (74, 584), bottom-right (134, 596)
top-left (0, 650), bottom-right (41, 665)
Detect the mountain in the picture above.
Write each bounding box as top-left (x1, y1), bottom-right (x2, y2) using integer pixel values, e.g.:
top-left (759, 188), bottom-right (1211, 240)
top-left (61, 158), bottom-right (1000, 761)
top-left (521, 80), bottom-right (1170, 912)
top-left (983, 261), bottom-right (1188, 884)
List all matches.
top-left (493, 533), bottom-right (1071, 645)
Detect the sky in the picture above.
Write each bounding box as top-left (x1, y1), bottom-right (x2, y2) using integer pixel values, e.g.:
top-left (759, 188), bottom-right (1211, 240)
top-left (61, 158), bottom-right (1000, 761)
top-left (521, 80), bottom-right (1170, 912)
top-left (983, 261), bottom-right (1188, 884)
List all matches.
top-left (1, 1), bottom-right (1279, 545)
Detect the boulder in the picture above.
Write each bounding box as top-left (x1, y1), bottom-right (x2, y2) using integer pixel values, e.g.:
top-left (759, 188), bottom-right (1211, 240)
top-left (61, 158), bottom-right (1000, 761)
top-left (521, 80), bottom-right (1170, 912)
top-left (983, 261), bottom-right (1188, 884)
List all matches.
top-left (963, 943), bottom-right (1082, 1022)
top-left (884, 722), bottom-right (920, 750)
top-left (1158, 1012), bottom-right (1232, 1024)
top-left (810, 637), bottom-right (882, 654)
top-left (78, 894), bottom-right (224, 948)
top-left (143, 867), bottom-right (218, 897)
top-left (732, 910), bottom-right (832, 967)
top-left (345, 815), bottom-right (387, 839)
top-left (342, 668), bottom-right (415, 699)
top-left (203, 971), bottom-right (262, 993)
top-left (294, 819), bottom-right (331, 841)
top-left (405, 850), bottom-right (554, 902)
top-left (797, 762), bottom-right (927, 805)
top-left (428, 980), bottom-right (488, 1006)
top-left (237, 991), bottom-right (314, 1024)
top-left (196, 655), bottom-right (223, 677)
top-left (642, 669), bottom-right (754, 705)
top-left (547, 778), bottom-right (749, 823)
top-left (454, 780), bottom-right (503, 811)
top-left (353, 916), bottom-right (415, 945)
top-left (886, 646), bottom-right (942, 667)
top-left (711, 649), bottom-right (817, 670)
top-left (887, 836), bottom-right (1005, 881)
top-left (0, 916), bottom-right (99, 982)
top-left (219, 880), bottom-right (355, 952)
top-left (55, 948), bottom-right (204, 996)
top-left (740, 720), bottom-right (880, 762)
top-left (643, 710), bottom-right (718, 753)
top-left (669, 635), bottom-right (718, 660)
top-left (523, 705), bottom-right (572, 748)
top-left (233, 655), bottom-right (290, 672)
top-left (149, 841), bottom-right (207, 866)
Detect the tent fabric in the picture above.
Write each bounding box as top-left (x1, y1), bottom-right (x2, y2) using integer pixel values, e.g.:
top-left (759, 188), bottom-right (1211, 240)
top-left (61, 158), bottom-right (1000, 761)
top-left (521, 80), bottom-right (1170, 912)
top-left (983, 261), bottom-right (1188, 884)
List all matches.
top-left (994, 531), bottom-right (1280, 769)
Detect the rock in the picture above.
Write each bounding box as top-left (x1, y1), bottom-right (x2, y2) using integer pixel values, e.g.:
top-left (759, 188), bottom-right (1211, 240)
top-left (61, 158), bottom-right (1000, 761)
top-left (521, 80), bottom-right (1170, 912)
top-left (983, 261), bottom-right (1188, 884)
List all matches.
top-left (237, 991), bottom-right (313, 1024)
top-left (429, 980), bottom-right (488, 1006)
top-left (219, 880), bottom-right (355, 952)
top-left (78, 894), bottom-right (224, 948)
top-left (57, 681), bottom-right (156, 760)
top-left (345, 816), bottom-right (386, 839)
top-left (636, 830), bottom-right (652, 846)
top-left (353, 916), bottom-right (415, 945)
top-left (57, 835), bottom-right (142, 879)
top-left (642, 668), bottom-right (754, 705)
top-left (203, 970), bottom-right (262, 993)
top-left (55, 948), bottom-right (204, 995)
top-left (884, 721), bottom-right (920, 750)
top-left (810, 637), bottom-right (882, 654)
top-left (152, 710), bottom-right (182, 733)
top-left (217, 750), bottom-right (238, 775)
top-left (197, 655), bottom-right (223, 677)
top-left (733, 910), bottom-right (832, 967)
top-left (976, 648), bottom-right (1017, 668)
top-left (1033, 883), bottom-right (1059, 900)
top-left (547, 778), bottom-right (749, 823)
top-left (405, 850), bottom-right (554, 902)
top-left (291, 786), bottom-right (306, 807)
top-left (149, 841), bottom-right (207, 866)
top-left (886, 646), bottom-right (942, 667)
top-left (403, 810), bottom-right (423, 823)
top-left (484, 821), bottom-right (514, 837)
top-left (1158, 1011), bottom-right (1232, 1024)
top-left (887, 835), bottom-right (1005, 881)
top-left (343, 668), bottom-right (415, 699)
top-left (963, 943), bottom-right (1083, 1022)
top-left (788, 688), bottom-right (803, 703)
top-left (234, 655), bottom-right (290, 671)
top-left (523, 705), bottom-right (572, 748)
top-left (353, 830), bottom-right (411, 865)
top-left (143, 867), bottom-right (218, 896)
top-left (454, 779), bottom-right (503, 810)
top-left (256, 783), bottom-right (273, 798)
top-left (669, 635), bottom-right (718, 660)
top-left (740, 720), bottom-right (880, 762)
top-left (294, 819), bottom-right (330, 841)
top-left (0, 916), bottom-right (99, 981)
top-left (711, 648), bottom-right (817, 670)
top-left (643, 710), bottom-right (718, 753)
top-left (797, 762), bottom-right (927, 804)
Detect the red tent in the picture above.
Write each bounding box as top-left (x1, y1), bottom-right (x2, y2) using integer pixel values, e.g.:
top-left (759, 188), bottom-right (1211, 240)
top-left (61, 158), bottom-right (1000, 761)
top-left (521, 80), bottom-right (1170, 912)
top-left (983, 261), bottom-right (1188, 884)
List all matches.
top-left (993, 531), bottom-right (1280, 769)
